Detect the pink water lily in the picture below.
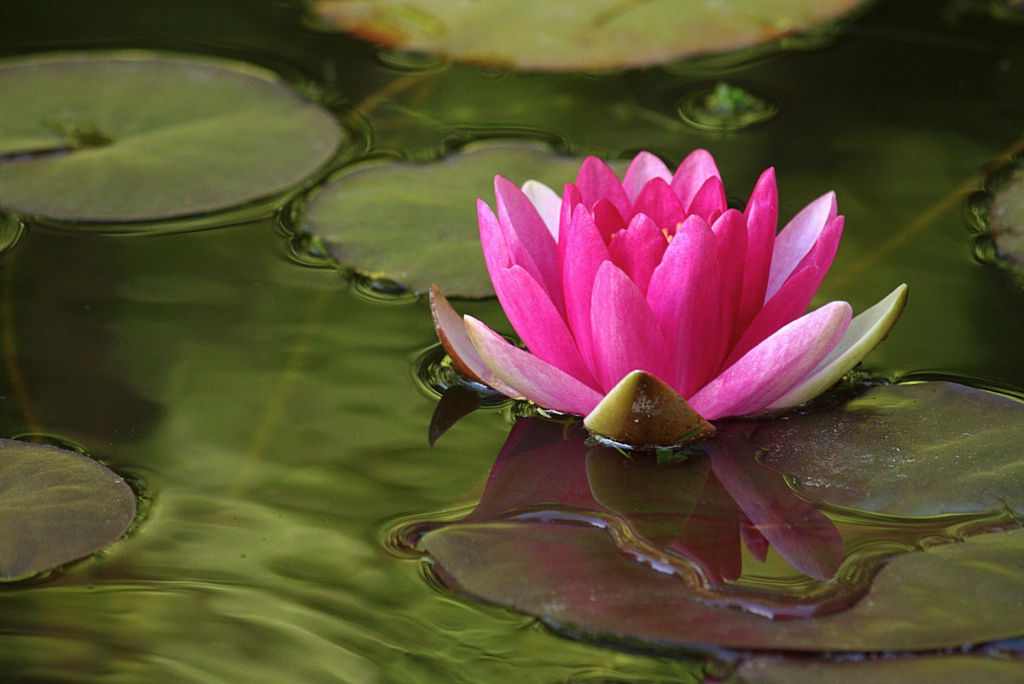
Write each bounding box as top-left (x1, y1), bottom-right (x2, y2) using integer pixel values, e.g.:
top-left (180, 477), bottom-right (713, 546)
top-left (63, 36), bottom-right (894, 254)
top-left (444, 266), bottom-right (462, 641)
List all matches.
top-left (431, 150), bottom-right (906, 440)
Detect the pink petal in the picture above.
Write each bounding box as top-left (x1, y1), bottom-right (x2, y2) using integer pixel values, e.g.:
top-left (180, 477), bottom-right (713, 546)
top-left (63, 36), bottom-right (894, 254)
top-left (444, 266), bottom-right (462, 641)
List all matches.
top-left (575, 157), bottom-right (630, 217)
top-left (685, 175), bottom-right (727, 222)
top-left (494, 176), bottom-right (563, 309)
top-left (562, 205), bottom-right (613, 377)
top-left (520, 180), bottom-right (561, 240)
top-left (689, 301), bottom-right (852, 420)
top-left (591, 197), bottom-right (627, 241)
top-left (607, 213), bottom-right (668, 296)
top-left (735, 167), bottom-right (778, 335)
top-left (629, 177), bottom-right (686, 230)
top-left (710, 209), bottom-right (748, 356)
top-left (766, 192), bottom-right (839, 301)
top-left (588, 261), bottom-right (672, 392)
top-left (622, 151), bottom-right (672, 201)
top-left (646, 215), bottom-right (723, 397)
top-left (721, 263), bottom-right (824, 369)
top-left (428, 285), bottom-right (520, 397)
top-left (491, 264), bottom-right (599, 389)
top-left (465, 316), bottom-right (604, 415)
top-left (478, 199), bottom-right (511, 273)
top-left (723, 213), bottom-right (844, 365)
top-left (558, 183), bottom-right (584, 265)
top-left (670, 148), bottom-right (721, 210)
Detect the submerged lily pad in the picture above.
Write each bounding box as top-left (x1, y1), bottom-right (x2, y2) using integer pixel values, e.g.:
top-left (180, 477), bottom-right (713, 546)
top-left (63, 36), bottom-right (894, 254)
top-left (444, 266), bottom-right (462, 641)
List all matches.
top-left (312, 0), bottom-right (868, 71)
top-left (0, 439), bottom-right (136, 578)
top-left (302, 143), bottom-right (611, 297)
top-left (0, 52), bottom-right (344, 225)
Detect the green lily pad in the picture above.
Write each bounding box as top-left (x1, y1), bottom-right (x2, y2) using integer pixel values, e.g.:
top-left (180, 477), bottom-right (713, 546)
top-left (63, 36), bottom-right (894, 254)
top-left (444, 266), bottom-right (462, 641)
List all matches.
top-left (311, 0), bottom-right (869, 71)
top-left (748, 381), bottom-right (1024, 516)
top-left (0, 51), bottom-right (345, 225)
top-left (736, 653), bottom-right (1024, 684)
top-left (0, 439), bottom-right (136, 578)
top-left (416, 381), bottom-right (1024, 654)
top-left (423, 523), bottom-right (1024, 653)
top-left (301, 143), bottom-right (612, 297)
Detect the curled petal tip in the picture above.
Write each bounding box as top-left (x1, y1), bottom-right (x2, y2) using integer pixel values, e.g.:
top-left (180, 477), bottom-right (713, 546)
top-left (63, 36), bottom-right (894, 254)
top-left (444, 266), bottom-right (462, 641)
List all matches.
top-left (584, 370), bottom-right (716, 448)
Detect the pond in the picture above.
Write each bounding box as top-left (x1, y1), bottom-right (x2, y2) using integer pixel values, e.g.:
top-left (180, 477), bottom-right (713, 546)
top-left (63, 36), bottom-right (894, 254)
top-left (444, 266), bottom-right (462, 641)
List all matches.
top-left (2, 1), bottom-right (1024, 681)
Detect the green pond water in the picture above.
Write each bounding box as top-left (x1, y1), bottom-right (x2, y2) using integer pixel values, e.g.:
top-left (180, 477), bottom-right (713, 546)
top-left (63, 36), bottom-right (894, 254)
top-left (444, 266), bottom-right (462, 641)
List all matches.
top-left (3, 0), bottom-right (1024, 681)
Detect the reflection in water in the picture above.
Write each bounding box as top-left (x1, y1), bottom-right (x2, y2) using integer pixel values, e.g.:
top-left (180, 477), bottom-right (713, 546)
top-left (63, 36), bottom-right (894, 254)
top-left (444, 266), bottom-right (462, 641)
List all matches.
top-left (406, 417), bottom-right (856, 620)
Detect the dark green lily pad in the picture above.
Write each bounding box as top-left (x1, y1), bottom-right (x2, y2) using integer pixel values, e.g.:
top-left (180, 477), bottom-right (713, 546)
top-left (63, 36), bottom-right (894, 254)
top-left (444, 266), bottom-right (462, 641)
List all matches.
top-left (416, 381), bottom-right (1024, 654)
top-left (736, 653), bottom-right (1024, 684)
top-left (302, 143), bottom-right (611, 297)
top-left (0, 439), bottom-right (136, 578)
top-left (312, 0), bottom-right (868, 71)
top-left (987, 163), bottom-right (1024, 267)
top-left (0, 52), bottom-right (344, 225)
top-left (423, 523), bottom-right (1024, 653)
top-left (748, 381), bottom-right (1024, 516)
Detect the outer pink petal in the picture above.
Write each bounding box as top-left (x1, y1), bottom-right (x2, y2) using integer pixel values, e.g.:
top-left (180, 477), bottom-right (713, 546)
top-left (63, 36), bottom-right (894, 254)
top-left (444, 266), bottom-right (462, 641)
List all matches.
top-left (562, 205), bottom-right (613, 377)
top-left (670, 148), bottom-right (721, 210)
top-left (622, 151), bottom-right (672, 201)
top-left (588, 261), bottom-right (672, 392)
top-left (491, 264), bottom-right (599, 389)
top-left (607, 213), bottom-right (668, 296)
top-left (576, 157), bottom-right (630, 217)
top-left (520, 180), bottom-right (561, 240)
top-left (466, 316), bottom-right (604, 415)
top-left (495, 176), bottom-right (562, 308)
top-left (478, 199), bottom-right (511, 273)
top-left (429, 285), bottom-right (520, 397)
top-left (689, 301), bottom-right (852, 420)
top-left (735, 167), bottom-right (778, 335)
top-left (646, 215), bottom-right (723, 397)
top-left (629, 177), bottom-right (686, 229)
top-left (766, 192), bottom-right (839, 301)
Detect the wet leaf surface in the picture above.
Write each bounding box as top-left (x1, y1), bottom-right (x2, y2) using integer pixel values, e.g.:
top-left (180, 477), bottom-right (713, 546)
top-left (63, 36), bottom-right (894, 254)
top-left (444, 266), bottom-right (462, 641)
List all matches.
top-left (0, 439), bottom-right (136, 578)
top-left (736, 652), bottom-right (1024, 684)
top-left (749, 381), bottom-right (1024, 516)
top-left (416, 382), bottom-right (1024, 656)
top-left (0, 52), bottom-right (344, 224)
top-left (312, 0), bottom-right (868, 71)
top-left (303, 143), bottom-right (616, 297)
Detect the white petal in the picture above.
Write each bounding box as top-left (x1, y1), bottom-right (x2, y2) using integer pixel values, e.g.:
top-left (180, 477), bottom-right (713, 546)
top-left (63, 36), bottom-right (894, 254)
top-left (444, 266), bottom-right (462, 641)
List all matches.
top-left (521, 180), bottom-right (561, 241)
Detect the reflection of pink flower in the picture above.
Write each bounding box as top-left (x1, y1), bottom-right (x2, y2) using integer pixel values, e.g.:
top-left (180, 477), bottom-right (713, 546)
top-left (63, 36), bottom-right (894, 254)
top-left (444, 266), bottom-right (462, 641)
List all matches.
top-left (432, 150), bottom-right (906, 423)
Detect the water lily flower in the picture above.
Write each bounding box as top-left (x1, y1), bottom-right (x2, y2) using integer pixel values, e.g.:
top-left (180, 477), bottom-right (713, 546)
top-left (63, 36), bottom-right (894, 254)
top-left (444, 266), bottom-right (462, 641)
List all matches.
top-left (430, 150), bottom-right (907, 446)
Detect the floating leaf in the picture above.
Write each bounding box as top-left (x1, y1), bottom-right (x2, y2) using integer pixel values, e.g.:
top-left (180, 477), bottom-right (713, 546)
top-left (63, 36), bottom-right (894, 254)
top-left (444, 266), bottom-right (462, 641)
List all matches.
top-left (311, 0), bottom-right (869, 71)
top-left (0, 439), bottom-right (136, 578)
top-left (302, 143), bottom-right (615, 297)
top-left (0, 51), bottom-right (344, 225)
top-left (415, 382), bottom-right (1024, 654)
top-left (423, 522), bottom-right (1024, 653)
top-left (736, 652), bottom-right (1024, 684)
top-left (748, 381), bottom-right (1024, 516)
